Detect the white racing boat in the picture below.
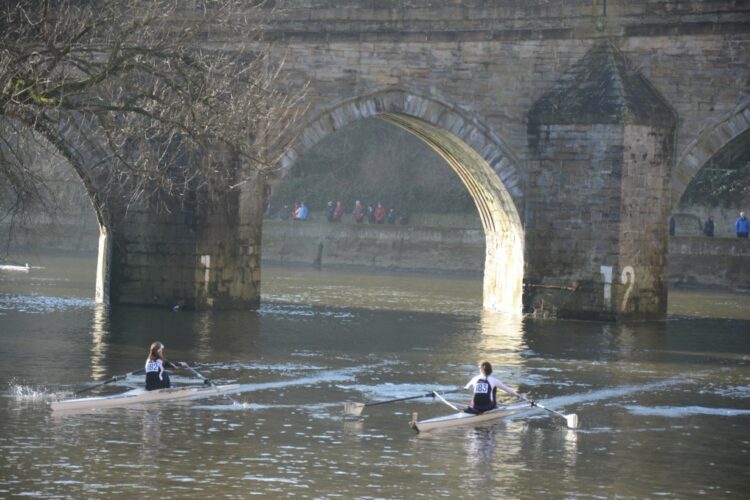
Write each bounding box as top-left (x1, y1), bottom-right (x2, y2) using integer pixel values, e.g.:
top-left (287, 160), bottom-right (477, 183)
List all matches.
top-left (51, 384), bottom-right (240, 411)
top-left (410, 401), bottom-right (531, 433)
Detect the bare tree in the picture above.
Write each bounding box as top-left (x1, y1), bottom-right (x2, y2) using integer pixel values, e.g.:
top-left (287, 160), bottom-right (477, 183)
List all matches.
top-left (0, 0), bottom-right (306, 224)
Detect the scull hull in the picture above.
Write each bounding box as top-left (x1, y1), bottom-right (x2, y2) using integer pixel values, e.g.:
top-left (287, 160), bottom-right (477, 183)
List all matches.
top-left (51, 384), bottom-right (240, 411)
top-left (410, 402), bottom-right (530, 432)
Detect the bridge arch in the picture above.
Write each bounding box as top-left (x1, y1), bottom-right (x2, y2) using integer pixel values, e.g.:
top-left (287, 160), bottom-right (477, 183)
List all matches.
top-left (672, 100), bottom-right (750, 208)
top-left (10, 117), bottom-right (114, 304)
top-left (277, 89), bottom-right (525, 314)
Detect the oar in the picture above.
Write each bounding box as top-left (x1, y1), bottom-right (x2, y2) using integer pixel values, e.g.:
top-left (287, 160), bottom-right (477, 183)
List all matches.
top-left (432, 390), bottom-right (461, 411)
top-left (184, 365), bottom-right (240, 405)
top-left (344, 389), bottom-right (461, 417)
top-left (520, 396), bottom-right (579, 429)
top-left (73, 368), bottom-right (145, 396)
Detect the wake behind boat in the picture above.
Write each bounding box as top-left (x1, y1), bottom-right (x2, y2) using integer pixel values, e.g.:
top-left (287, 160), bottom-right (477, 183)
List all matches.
top-left (0, 262), bottom-right (30, 272)
top-left (410, 401), bottom-right (531, 433)
top-left (51, 383), bottom-right (240, 411)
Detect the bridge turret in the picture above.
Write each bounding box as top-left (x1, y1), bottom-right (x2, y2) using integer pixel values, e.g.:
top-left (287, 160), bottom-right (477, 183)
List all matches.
top-left (526, 40), bottom-right (677, 321)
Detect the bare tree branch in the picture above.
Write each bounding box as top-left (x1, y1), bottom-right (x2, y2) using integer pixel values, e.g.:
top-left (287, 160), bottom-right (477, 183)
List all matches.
top-left (0, 0), bottom-right (307, 220)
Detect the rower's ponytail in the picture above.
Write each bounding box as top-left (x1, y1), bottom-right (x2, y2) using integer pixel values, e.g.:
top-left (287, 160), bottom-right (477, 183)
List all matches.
top-left (148, 342), bottom-right (164, 362)
top-left (479, 361), bottom-right (493, 376)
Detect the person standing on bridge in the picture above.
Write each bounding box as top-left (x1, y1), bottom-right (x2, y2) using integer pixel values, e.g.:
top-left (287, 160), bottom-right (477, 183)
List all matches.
top-left (353, 200), bottom-right (365, 223)
top-left (374, 203), bottom-right (386, 224)
top-left (463, 361), bottom-right (524, 414)
top-left (296, 202), bottom-right (309, 221)
top-left (332, 200), bottom-right (344, 222)
top-left (145, 342), bottom-right (187, 391)
top-left (703, 216), bottom-right (715, 237)
top-left (736, 211), bottom-right (749, 238)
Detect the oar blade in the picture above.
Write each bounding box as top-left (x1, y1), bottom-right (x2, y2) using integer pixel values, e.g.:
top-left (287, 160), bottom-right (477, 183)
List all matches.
top-left (343, 401), bottom-right (366, 417)
top-left (566, 413), bottom-right (579, 429)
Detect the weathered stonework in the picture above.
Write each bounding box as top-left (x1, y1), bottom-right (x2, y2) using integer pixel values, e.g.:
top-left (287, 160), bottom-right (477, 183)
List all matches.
top-left (35, 1), bottom-right (750, 319)
top-left (108, 172), bottom-right (264, 310)
top-left (526, 42), bottom-right (676, 320)
top-left (258, 1), bottom-right (748, 320)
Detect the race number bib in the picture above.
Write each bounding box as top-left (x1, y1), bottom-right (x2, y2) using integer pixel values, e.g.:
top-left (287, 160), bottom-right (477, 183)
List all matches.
top-left (474, 382), bottom-right (490, 394)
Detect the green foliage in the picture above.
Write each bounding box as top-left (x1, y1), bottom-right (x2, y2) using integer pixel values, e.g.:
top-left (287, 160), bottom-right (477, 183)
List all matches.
top-left (680, 129), bottom-right (750, 208)
top-left (680, 162), bottom-right (750, 208)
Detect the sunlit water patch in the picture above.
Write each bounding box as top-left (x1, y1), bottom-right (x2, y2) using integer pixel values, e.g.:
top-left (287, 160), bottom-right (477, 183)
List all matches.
top-left (0, 294), bottom-right (93, 313)
top-left (1, 255), bottom-right (750, 498)
top-left (623, 405), bottom-right (750, 417)
top-left (259, 303), bottom-right (355, 319)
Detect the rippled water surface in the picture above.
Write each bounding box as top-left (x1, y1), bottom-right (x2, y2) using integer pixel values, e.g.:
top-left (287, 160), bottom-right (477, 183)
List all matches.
top-left (1, 255), bottom-right (749, 498)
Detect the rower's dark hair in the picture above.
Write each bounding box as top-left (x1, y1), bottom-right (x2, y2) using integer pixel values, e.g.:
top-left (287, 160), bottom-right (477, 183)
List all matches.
top-left (148, 342), bottom-right (166, 362)
top-left (479, 361), bottom-right (492, 376)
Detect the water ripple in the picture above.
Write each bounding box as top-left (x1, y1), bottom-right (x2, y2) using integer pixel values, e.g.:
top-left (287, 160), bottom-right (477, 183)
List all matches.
top-left (0, 294), bottom-right (93, 313)
top-left (623, 405), bottom-right (750, 417)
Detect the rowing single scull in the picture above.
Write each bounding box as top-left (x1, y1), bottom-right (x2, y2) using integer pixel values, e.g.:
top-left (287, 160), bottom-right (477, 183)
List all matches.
top-left (410, 401), bottom-right (531, 433)
top-left (50, 384), bottom-right (240, 411)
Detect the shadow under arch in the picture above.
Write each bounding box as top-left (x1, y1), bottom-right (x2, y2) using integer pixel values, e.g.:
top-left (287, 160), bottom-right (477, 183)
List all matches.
top-left (277, 90), bottom-right (525, 314)
top-left (671, 99), bottom-right (750, 209)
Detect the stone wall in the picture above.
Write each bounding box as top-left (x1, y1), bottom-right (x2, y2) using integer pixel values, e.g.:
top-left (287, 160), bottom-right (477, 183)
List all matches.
top-left (108, 176), bottom-right (265, 310)
top-left (261, 219), bottom-right (485, 274)
top-left (261, 220), bottom-right (750, 292)
top-left (268, 0), bottom-right (750, 187)
top-left (672, 205), bottom-right (750, 238)
top-left (5, 216), bottom-right (746, 294)
top-left (258, 0), bottom-right (750, 319)
top-left (7, 1), bottom-right (748, 316)
top-left (110, 209), bottom-right (199, 307)
top-left (669, 236), bottom-right (750, 291)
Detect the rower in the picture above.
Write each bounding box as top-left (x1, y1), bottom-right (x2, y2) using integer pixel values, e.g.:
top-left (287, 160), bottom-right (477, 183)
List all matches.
top-left (464, 361), bottom-right (524, 414)
top-left (145, 342), bottom-right (188, 391)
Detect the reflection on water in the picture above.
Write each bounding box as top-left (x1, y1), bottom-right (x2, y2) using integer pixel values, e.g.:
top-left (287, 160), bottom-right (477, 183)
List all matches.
top-left (262, 263), bottom-right (483, 315)
top-left (668, 288), bottom-right (750, 320)
top-left (90, 305), bottom-right (108, 380)
top-left (476, 310), bottom-right (526, 365)
top-left (0, 254), bottom-right (749, 497)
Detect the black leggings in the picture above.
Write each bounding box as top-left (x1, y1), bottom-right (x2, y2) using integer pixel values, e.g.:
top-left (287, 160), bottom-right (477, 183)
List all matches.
top-left (463, 405), bottom-right (496, 414)
top-left (145, 372), bottom-right (171, 391)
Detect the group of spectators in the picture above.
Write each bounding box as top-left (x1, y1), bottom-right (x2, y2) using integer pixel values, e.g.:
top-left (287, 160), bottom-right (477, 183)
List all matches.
top-left (275, 202), bottom-right (309, 221)
top-left (330, 200), bottom-right (408, 225)
top-left (273, 200), bottom-right (409, 225)
top-left (669, 211), bottom-right (749, 238)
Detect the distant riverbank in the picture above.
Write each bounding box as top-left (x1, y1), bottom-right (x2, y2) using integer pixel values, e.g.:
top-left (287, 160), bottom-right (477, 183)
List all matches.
top-left (3, 214), bottom-right (748, 292)
top-left (262, 219), bottom-right (750, 292)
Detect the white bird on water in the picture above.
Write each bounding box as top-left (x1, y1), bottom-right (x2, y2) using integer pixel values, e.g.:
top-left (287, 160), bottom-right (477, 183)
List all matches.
top-left (0, 262), bottom-right (30, 272)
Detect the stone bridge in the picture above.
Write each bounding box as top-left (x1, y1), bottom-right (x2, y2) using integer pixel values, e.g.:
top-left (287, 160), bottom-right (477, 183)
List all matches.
top-left (67, 1), bottom-right (750, 320)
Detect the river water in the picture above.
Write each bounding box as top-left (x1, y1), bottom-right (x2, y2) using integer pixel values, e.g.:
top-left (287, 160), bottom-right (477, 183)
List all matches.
top-left (1, 254), bottom-right (749, 498)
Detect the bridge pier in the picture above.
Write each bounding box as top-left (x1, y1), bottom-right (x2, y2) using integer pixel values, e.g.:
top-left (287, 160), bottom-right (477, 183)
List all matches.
top-left (108, 173), bottom-right (265, 310)
top-left (524, 42), bottom-right (676, 321)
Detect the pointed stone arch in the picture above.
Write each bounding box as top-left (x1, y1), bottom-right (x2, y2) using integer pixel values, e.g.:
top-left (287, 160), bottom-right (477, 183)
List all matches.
top-left (277, 89), bottom-right (525, 314)
top-left (672, 100), bottom-right (750, 208)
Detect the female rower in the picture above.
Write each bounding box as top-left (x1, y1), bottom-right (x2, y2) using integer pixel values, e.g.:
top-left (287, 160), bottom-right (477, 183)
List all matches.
top-left (145, 342), bottom-right (187, 391)
top-left (464, 361), bottom-right (522, 414)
